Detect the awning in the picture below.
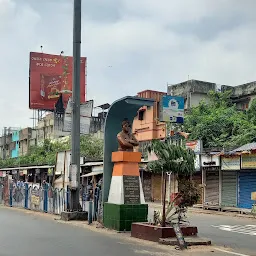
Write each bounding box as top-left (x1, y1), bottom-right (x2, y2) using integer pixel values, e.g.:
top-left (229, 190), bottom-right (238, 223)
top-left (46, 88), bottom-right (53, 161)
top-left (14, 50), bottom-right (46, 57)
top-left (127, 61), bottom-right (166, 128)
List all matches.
top-left (81, 170), bottom-right (103, 177)
top-left (81, 161), bottom-right (103, 167)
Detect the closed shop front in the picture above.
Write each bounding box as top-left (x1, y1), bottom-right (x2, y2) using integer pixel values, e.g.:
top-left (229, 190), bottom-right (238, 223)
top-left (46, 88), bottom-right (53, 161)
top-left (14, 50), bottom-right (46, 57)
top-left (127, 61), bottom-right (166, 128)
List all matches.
top-left (221, 156), bottom-right (240, 207)
top-left (238, 171), bottom-right (256, 209)
top-left (222, 171), bottom-right (237, 207)
top-left (202, 154), bottom-right (220, 206)
top-left (238, 154), bottom-right (256, 209)
top-left (205, 170), bottom-right (219, 205)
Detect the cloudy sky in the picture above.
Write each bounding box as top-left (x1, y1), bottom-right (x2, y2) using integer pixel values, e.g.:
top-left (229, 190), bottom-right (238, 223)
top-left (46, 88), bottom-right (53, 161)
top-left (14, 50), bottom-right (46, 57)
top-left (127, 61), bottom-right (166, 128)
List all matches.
top-left (0, 0), bottom-right (256, 129)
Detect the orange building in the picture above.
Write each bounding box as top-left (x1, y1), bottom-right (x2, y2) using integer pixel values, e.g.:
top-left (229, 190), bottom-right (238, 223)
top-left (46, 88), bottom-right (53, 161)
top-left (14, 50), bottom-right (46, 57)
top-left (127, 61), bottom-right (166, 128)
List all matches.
top-left (133, 90), bottom-right (180, 202)
top-left (133, 90), bottom-right (167, 142)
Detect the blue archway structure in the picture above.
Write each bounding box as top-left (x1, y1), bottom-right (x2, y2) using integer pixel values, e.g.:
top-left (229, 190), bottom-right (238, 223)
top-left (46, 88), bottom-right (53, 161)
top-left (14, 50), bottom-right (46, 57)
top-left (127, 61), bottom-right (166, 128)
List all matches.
top-left (102, 96), bottom-right (154, 203)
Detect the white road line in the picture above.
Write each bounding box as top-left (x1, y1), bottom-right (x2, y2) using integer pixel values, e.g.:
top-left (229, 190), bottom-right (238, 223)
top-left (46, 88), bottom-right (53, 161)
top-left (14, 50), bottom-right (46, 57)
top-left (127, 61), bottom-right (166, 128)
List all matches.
top-left (214, 248), bottom-right (251, 256)
top-left (211, 225), bottom-right (256, 236)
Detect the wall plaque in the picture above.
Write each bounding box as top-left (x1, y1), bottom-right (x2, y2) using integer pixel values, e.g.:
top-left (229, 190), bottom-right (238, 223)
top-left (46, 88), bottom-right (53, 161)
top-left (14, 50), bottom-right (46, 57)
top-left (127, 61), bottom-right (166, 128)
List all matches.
top-left (123, 176), bottom-right (140, 204)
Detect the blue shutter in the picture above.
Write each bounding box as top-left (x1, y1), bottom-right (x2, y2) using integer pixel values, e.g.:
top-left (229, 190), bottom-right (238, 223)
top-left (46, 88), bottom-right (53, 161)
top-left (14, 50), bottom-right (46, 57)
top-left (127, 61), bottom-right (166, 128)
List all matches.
top-left (238, 171), bottom-right (256, 209)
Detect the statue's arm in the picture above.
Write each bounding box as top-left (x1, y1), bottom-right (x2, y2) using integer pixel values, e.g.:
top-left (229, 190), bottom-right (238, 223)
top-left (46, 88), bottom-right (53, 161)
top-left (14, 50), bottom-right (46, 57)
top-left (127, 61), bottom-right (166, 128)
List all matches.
top-left (130, 134), bottom-right (139, 146)
top-left (117, 134), bottom-right (133, 148)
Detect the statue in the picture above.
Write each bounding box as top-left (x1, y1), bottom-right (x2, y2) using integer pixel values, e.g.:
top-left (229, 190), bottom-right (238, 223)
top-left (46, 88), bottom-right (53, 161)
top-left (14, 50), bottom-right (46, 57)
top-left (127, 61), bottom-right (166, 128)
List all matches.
top-left (117, 119), bottom-right (139, 151)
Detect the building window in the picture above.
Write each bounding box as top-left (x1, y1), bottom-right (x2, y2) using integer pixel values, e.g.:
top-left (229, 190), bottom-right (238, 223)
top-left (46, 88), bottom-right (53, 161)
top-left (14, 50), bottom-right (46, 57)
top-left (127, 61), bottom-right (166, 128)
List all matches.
top-left (138, 109), bottom-right (145, 121)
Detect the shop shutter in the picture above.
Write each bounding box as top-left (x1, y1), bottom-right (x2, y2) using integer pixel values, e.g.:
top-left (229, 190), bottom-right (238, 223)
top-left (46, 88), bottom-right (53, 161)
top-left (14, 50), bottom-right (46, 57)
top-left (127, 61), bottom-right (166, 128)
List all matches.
top-left (238, 171), bottom-right (256, 209)
top-left (221, 171), bottom-right (237, 207)
top-left (205, 171), bottom-right (219, 205)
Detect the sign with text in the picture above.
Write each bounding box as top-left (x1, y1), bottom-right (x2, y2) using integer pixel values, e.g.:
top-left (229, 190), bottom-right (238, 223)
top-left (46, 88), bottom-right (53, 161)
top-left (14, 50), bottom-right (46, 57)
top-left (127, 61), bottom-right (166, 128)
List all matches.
top-left (159, 95), bottom-right (184, 123)
top-left (201, 155), bottom-right (220, 167)
top-left (63, 98), bottom-right (93, 134)
top-left (29, 52), bottom-right (86, 110)
top-left (31, 189), bottom-right (40, 206)
top-left (221, 156), bottom-right (240, 171)
top-left (241, 154), bottom-right (256, 169)
top-left (123, 176), bottom-right (140, 204)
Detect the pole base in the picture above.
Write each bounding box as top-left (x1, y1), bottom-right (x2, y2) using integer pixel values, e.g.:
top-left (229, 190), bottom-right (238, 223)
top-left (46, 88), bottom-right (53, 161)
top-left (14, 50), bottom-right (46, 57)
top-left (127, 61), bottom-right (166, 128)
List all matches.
top-left (60, 211), bottom-right (88, 221)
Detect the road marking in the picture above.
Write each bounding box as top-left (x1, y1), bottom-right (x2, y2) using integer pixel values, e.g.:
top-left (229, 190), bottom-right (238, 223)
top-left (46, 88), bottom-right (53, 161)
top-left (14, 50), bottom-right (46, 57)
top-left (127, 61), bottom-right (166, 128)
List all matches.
top-left (212, 225), bottom-right (256, 236)
top-left (214, 248), bottom-right (250, 256)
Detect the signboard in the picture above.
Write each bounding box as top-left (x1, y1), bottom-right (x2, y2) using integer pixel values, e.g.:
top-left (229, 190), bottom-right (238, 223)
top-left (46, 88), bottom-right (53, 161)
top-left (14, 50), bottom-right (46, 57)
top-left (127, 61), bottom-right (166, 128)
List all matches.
top-left (47, 168), bottom-right (53, 176)
top-left (123, 176), bottom-right (140, 204)
top-left (31, 189), bottom-right (40, 206)
top-left (63, 99), bottom-right (93, 135)
top-left (241, 154), bottom-right (256, 169)
top-left (201, 155), bottom-right (220, 167)
top-left (29, 52), bottom-right (86, 110)
top-left (172, 224), bottom-right (187, 250)
top-left (160, 95), bottom-right (184, 123)
top-left (221, 156), bottom-right (240, 171)
top-left (186, 140), bottom-right (201, 154)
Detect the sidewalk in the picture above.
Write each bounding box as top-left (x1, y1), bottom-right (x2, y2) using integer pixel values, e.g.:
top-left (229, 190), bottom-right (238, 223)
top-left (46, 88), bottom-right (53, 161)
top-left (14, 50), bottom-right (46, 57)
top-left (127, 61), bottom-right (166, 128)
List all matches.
top-left (148, 202), bottom-right (256, 220)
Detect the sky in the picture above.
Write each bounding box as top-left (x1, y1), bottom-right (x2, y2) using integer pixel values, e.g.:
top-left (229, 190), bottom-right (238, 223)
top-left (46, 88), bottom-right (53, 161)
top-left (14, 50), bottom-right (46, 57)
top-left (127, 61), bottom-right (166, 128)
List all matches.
top-left (0, 0), bottom-right (256, 129)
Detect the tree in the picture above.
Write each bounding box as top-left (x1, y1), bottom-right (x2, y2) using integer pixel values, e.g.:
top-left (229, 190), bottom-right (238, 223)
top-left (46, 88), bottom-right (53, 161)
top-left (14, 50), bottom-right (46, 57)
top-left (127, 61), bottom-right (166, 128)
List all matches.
top-left (0, 135), bottom-right (103, 168)
top-left (147, 139), bottom-right (198, 227)
top-left (184, 91), bottom-right (256, 149)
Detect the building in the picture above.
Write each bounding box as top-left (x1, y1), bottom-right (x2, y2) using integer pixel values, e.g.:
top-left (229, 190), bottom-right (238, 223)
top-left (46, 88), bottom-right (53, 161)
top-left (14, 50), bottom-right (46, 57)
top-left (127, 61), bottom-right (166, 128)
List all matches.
top-left (0, 128), bottom-right (20, 159)
top-left (36, 112), bottom-right (69, 144)
top-left (11, 130), bottom-right (20, 158)
top-left (132, 90), bottom-right (166, 156)
top-left (167, 79), bottom-right (256, 111)
top-left (19, 128), bottom-right (37, 156)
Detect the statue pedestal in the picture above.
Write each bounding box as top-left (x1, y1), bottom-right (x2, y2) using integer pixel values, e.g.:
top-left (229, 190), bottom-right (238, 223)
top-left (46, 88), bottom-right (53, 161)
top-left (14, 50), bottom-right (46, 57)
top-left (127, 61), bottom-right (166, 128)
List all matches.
top-left (103, 151), bottom-right (148, 231)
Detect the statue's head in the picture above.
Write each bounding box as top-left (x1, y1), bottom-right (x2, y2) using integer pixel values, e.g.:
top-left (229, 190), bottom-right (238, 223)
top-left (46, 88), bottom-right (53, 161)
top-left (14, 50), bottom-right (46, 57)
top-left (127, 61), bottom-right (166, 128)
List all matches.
top-left (121, 119), bottom-right (130, 133)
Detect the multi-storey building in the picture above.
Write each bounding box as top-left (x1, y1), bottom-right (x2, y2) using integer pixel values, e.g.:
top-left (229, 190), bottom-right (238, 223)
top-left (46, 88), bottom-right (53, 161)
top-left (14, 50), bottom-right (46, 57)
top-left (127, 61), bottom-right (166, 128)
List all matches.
top-left (167, 79), bottom-right (256, 111)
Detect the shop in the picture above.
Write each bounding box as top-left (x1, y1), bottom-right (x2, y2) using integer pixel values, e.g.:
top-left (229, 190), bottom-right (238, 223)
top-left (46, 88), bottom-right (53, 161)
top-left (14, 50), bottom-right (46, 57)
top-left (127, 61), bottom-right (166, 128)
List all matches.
top-left (238, 154), bottom-right (256, 209)
top-left (202, 154), bottom-right (220, 207)
top-left (221, 156), bottom-right (240, 207)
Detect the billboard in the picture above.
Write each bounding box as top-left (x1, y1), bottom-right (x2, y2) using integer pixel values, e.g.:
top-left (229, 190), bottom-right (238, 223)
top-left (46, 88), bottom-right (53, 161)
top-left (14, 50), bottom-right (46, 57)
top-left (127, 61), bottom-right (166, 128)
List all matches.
top-left (29, 52), bottom-right (86, 110)
top-left (159, 95), bottom-right (184, 123)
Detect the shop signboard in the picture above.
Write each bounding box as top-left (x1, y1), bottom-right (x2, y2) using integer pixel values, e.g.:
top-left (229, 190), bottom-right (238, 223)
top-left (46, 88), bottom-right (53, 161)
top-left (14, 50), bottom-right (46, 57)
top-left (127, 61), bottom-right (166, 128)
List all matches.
top-left (221, 156), bottom-right (240, 171)
top-left (241, 154), bottom-right (256, 169)
top-left (201, 155), bottom-right (220, 167)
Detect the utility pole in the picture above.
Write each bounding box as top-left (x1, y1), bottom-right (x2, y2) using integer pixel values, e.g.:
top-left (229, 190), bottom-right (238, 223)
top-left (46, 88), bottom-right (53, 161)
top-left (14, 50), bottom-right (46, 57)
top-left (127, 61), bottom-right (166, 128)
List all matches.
top-left (70, 0), bottom-right (82, 211)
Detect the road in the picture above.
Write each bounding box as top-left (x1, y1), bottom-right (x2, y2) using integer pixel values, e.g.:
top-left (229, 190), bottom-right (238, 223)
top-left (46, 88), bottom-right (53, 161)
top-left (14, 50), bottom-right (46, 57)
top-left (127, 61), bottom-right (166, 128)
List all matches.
top-left (0, 206), bottom-right (254, 256)
top-left (188, 212), bottom-right (256, 256)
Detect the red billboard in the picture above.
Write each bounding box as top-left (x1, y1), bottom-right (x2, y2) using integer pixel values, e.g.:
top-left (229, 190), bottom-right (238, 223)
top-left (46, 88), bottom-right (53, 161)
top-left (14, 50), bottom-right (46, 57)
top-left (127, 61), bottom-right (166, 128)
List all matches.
top-left (29, 52), bottom-right (86, 110)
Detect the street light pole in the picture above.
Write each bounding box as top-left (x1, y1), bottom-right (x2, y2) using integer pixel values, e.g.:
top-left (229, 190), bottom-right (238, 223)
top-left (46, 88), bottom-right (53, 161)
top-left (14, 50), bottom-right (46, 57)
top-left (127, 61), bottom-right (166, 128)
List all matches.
top-left (71, 0), bottom-right (81, 211)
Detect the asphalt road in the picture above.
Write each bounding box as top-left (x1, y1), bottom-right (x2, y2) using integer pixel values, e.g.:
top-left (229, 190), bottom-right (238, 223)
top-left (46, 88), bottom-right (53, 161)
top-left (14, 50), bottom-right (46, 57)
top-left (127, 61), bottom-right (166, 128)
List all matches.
top-left (0, 206), bottom-right (253, 256)
top-left (188, 212), bottom-right (256, 256)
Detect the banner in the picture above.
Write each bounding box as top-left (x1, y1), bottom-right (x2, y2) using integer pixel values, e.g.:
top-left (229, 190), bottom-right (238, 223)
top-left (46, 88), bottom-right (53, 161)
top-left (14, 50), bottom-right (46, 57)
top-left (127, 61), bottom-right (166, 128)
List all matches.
top-left (29, 52), bottom-right (86, 110)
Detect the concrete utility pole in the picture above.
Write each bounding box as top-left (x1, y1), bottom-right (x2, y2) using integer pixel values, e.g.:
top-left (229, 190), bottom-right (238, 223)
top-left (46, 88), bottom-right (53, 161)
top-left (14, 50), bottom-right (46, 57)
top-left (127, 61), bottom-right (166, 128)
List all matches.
top-left (70, 0), bottom-right (82, 211)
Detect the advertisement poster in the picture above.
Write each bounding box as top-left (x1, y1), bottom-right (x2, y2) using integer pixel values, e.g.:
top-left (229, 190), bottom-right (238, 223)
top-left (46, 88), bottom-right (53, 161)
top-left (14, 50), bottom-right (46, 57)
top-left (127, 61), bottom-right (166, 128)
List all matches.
top-left (29, 52), bottom-right (86, 110)
top-left (160, 95), bottom-right (184, 123)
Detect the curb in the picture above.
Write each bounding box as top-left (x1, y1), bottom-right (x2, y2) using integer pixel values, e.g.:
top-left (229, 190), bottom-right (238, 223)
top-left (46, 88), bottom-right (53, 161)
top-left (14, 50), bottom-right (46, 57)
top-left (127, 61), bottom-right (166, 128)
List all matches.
top-left (159, 236), bottom-right (212, 246)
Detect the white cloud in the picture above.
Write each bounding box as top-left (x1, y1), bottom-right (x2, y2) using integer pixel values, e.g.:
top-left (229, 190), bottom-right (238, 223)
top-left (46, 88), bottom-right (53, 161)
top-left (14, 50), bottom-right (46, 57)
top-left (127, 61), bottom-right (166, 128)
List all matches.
top-left (0, 0), bottom-right (256, 129)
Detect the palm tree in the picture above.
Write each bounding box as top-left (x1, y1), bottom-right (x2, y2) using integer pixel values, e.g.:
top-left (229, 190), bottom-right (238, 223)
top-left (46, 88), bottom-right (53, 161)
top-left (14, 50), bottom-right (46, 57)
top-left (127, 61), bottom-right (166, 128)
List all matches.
top-left (147, 139), bottom-right (196, 227)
